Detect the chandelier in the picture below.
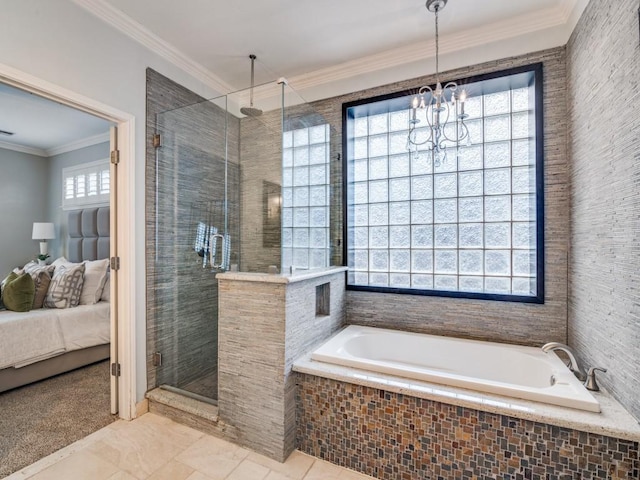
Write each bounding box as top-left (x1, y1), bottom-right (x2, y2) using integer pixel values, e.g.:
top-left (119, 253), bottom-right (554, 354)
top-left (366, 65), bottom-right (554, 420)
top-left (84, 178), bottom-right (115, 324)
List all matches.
top-left (407, 0), bottom-right (470, 165)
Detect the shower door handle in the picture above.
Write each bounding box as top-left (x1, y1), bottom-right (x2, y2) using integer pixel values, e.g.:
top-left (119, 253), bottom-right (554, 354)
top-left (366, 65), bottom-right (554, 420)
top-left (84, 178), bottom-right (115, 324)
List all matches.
top-left (210, 233), bottom-right (225, 270)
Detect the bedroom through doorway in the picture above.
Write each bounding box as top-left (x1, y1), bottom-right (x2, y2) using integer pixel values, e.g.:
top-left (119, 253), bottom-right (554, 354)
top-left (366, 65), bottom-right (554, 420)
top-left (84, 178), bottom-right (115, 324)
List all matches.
top-left (0, 79), bottom-right (118, 477)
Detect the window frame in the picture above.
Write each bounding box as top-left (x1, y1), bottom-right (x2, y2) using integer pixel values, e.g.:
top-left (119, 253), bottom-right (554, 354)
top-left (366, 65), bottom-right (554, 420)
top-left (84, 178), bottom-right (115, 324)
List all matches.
top-left (341, 63), bottom-right (545, 304)
top-left (61, 158), bottom-right (111, 210)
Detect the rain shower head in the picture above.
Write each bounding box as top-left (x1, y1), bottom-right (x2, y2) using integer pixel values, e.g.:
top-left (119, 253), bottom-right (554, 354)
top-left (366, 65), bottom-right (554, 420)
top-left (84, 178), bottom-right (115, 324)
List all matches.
top-left (240, 54), bottom-right (263, 117)
top-left (240, 106), bottom-right (263, 117)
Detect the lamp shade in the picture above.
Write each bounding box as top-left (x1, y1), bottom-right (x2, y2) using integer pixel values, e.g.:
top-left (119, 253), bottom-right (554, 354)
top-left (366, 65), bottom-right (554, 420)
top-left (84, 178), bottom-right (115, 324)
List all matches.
top-left (32, 222), bottom-right (55, 240)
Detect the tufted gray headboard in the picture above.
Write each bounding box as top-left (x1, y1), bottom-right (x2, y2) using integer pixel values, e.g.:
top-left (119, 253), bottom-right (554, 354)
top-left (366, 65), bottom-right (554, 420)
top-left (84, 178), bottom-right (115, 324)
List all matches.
top-left (67, 207), bottom-right (110, 263)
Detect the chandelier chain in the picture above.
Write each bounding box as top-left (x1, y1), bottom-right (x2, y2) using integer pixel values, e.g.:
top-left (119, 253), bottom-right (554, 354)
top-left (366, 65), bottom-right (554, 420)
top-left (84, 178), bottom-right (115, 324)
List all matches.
top-left (435, 5), bottom-right (439, 83)
top-left (408, 0), bottom-right (470, 164)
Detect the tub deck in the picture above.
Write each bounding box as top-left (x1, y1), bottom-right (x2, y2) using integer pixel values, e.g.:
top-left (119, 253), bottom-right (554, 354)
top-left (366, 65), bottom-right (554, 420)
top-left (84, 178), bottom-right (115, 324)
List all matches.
top-left (294, 326), bottom-right (640, 442)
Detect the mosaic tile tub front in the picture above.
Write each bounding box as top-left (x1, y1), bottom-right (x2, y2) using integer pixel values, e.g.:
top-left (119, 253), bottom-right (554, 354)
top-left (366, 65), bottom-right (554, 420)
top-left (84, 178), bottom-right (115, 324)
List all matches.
top-left (296, 374), bottom-right (639, 480)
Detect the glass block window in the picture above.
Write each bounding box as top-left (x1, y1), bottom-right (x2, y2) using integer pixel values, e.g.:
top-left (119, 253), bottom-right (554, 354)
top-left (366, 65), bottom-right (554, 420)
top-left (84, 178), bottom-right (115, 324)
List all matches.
top-left (62, 159), bottom-right (110, 210)
top-left (343, 65), bottom-right (544, 302)
top-left (282, 124), bottom-right (331, 270)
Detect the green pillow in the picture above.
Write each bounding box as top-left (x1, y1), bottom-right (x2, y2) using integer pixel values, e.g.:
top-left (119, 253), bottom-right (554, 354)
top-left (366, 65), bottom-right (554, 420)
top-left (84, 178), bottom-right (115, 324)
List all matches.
top-left (2, 272), bottom-right (35, 312)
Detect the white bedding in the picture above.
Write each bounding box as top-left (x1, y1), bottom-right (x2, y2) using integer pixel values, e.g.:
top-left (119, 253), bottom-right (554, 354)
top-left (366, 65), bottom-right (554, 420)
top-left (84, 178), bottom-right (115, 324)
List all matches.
top-left (0, 302), bottom-right (110, 369)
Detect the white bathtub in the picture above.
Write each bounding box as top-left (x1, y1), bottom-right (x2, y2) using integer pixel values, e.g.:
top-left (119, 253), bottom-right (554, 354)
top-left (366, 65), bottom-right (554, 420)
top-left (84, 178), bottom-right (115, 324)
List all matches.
top-left (311, 325), bottom-right (600, 413)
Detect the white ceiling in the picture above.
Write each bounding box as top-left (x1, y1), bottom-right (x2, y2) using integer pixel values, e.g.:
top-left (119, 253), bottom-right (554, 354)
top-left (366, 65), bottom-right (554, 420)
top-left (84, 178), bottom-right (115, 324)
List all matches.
top-left (81, 0), bottom-right (587, 101)
top-left (0, 83), bottom-right (112, 156)
top-left (1, 0), bottom-right (588, 152)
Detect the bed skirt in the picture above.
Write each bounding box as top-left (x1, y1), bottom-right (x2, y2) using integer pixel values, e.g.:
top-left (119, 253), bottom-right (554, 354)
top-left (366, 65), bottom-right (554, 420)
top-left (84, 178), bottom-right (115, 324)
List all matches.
top-left (0, 344), bottom-right (110, 393)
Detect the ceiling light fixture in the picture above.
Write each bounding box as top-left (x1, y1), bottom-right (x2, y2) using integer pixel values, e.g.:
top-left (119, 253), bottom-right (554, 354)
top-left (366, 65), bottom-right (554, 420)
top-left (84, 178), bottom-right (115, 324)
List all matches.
top-left (407, 0), bottom-right (470, 165)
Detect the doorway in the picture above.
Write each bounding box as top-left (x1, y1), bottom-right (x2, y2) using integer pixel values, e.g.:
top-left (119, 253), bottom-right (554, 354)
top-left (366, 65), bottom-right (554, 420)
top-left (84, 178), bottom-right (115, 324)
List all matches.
top-left (0, 62), bottom-right (136, 474)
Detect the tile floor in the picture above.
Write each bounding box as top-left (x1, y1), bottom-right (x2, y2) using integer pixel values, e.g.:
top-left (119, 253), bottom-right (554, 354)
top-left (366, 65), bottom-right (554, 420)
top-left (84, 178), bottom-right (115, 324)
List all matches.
top-left (6, 413), bottom-right (376, 480)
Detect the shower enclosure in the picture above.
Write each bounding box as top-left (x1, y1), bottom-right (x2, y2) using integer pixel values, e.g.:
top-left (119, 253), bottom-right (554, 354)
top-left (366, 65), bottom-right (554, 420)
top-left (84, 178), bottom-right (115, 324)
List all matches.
top-left (149, 78), bottom-right (334, 403)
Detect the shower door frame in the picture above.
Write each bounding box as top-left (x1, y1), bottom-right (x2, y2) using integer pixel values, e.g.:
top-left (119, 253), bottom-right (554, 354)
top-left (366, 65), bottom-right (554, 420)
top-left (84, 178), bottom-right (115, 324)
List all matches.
top-left (152, 95), bottom-right (234, 403)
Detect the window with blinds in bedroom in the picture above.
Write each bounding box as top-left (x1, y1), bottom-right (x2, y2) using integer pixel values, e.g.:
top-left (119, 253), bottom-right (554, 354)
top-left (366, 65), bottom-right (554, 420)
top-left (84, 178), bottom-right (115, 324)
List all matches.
top-left (62, 159), bottom-right (110, 209)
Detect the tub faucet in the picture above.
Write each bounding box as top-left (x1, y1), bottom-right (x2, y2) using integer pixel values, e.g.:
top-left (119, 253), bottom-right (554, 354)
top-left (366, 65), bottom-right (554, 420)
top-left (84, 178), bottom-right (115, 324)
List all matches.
top-left (584, 367), bottom-right (607, 391)
top-left (541, 342), bottom-right (587, 381)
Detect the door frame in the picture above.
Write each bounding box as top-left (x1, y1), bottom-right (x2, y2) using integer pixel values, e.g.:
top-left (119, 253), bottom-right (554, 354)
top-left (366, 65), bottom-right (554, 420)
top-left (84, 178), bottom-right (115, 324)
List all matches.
top-left (0, 62), bottom-right (137, 420)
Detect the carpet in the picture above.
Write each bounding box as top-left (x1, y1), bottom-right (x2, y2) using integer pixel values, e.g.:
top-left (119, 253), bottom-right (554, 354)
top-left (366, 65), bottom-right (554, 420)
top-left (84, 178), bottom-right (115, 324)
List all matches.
top-left (0, 360), bottom-right (116, 478)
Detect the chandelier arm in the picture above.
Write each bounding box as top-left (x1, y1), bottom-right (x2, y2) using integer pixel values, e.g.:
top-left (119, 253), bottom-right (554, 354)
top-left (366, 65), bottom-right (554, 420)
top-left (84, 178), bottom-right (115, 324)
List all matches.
top-left (443, 82), bottom-right (458, 93)
top-left (458, 121), bottom-right (470, 144)
top-left (442, 115), bottom-right (460, 143)
top-left (407, 122), bottom-right (435, 147)
top-left (419, 85), bottom-right (434, 96)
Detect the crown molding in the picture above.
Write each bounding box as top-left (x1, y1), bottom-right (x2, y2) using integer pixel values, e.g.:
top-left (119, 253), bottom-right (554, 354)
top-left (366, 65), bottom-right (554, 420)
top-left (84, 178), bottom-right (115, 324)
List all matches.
top-left (287, 0), bottom-right (578, 93)
top-left (72, 0), bottom-right (582, 103)
top-left (0, 140), bottom-right (47, 157)
top-left (71, 0), bottom-right (234, 94)
top-left (558, 0), bottom-right (576, 20)
top-left (233, 0), bottom-right (582, 112)
top-left (46, 132), bottom-right (110, 157)
top-left (0, 132), bottom-right (111, 158)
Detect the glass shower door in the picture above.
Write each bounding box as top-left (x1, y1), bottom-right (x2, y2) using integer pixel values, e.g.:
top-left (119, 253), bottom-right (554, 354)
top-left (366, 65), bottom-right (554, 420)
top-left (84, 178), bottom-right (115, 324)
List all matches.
top-left (153, 95), bottom-right (239, 403)
top-left (149, 78), bottom-right (333, 404)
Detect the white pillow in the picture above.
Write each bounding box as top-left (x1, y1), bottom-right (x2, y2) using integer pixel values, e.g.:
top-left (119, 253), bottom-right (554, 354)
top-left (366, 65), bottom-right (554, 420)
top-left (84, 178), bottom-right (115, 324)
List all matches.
top-left (101, 273), bottom-right (110, 303)
top-left (80, 259), bottom-right (109, 305)
top-left (51, 257), bottom-right (71, 269)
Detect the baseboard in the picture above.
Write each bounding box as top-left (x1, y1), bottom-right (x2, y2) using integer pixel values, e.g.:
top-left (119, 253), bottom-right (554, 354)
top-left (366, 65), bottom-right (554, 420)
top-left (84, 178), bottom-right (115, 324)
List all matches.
top-left (135, 398), bottom-right (149, 418)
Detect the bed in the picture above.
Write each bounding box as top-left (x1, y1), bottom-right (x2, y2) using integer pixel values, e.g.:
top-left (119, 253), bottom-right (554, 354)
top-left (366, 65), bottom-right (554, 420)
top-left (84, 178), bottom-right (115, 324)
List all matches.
top-left (0, 207), bottom-right (111, 393)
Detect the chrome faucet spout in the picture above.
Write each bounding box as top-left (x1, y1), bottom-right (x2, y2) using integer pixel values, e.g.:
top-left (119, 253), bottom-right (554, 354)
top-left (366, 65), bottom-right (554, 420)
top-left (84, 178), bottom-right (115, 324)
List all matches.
top-left (541, 342), bottom-right (586, 381)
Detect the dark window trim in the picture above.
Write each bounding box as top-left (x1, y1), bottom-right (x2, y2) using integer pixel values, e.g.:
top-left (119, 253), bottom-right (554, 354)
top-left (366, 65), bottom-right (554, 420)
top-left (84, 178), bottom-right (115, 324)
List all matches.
top-left (341, 63), bottom-right (545, 304)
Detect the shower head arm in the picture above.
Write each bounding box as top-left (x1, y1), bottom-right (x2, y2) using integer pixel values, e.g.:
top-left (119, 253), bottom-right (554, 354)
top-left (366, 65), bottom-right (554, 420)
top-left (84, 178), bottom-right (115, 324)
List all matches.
top-left (249, 54), bottom-right (256, 107)
top-left (240, 54), bottom-right (263, 117)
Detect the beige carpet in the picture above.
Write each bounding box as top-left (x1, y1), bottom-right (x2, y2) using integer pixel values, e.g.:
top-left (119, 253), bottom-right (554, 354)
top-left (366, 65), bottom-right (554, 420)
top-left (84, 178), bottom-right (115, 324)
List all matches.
top-left (0, 360), bottom-right (116, 478)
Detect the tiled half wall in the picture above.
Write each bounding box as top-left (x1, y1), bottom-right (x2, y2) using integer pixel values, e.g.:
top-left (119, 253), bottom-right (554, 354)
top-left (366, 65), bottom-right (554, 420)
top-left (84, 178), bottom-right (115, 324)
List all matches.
top-left (296, 374), bottom-right (639, 480)
top-left (218, 268), bottom-right (346, 461)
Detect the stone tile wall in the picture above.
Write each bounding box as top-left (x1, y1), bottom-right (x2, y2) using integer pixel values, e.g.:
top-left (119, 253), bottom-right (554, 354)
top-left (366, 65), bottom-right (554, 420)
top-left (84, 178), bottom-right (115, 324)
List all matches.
top-left (297, 374), bottom-right (639, 480)
top-left (235, 48), bottom-right (569, 347)
top-left (566, 0), bottom-right (640, 421)
top-left (238, 114), bottom-right (282, 272)
top-left (305, 47), bottom-right (569, 346)
top-left (145, 69), bottom-right (240, 396)
top-left (218, 270), bottom-right (345, 461)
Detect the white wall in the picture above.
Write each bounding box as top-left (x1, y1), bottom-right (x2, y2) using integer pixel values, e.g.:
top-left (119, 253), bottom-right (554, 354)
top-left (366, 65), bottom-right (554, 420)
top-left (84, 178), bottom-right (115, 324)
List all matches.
top-left (0, 0), bottom-right (222, 402)
top-left (46, 141), bottom-right (111, 258)
top-left (0, 147), bottom-right (49, 276)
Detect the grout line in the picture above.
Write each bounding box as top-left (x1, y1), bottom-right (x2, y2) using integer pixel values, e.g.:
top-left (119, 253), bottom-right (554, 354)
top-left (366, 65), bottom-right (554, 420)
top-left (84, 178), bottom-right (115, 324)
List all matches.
top-left (299, 456), bottom-right (316, 480)
top-left (3, 426), bottom-right (114, 480)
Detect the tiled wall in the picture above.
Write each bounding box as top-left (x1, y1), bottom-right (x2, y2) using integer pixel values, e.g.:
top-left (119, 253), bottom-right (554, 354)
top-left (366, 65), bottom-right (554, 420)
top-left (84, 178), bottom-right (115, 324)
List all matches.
top-left (309, 48), bottom-right (569, 346)
top-left (297, 374), bottom-right (639, 479)
top-left (238, 108), bottom-right (333, 273)
top-left (218, 270), bottom-right (345, 461)
top-left (145, 69), bottom-right (240, 394)
top-left (239, 115), bottom-right (282, 272)
top-left (567, 0), bottom-right (640, 422)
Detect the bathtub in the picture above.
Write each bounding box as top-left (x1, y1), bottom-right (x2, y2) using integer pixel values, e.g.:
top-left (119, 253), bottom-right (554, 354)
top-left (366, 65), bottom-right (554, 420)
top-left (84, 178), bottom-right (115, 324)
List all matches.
top-left (311, 325), bottom-right (600, 413)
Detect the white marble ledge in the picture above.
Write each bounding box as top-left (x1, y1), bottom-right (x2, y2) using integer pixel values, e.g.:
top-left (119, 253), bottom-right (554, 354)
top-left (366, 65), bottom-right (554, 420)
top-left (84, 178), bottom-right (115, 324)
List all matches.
top-left (293, 355), bottom-right (640, 443)
top-left (146, 387), bottom-right (219, 423)
top-left (217, 266), bottom-right (347, 284)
